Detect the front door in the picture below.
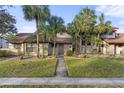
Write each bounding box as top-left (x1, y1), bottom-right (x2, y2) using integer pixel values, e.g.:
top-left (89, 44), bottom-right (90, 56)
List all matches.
top-left (57, 44), bottom-right (64, 56)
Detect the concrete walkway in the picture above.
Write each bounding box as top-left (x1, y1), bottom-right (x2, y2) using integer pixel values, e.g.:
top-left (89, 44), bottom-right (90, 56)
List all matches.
top-left (1, 57), bottom-right (124, 86)
top-left (56, 56), bottom-right (67, 77)
top-left (1, 77), bottom-right (124, 85)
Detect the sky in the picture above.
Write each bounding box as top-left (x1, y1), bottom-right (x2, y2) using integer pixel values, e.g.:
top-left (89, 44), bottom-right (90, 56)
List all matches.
top-left (7, 5), bottom-right (124, 33)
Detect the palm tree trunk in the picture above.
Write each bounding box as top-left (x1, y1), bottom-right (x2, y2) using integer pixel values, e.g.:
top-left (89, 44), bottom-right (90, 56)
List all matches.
top-left (53, 31), bottom-right (56, 56)
top-left (75, 38), bottom-right (78, 54)
top-left (97, 34), bottom-right (100, 54)
top-left (84, 40), bottom-right (87, 55)
top-left (42, 42), bottom-right (44, 58)
top-left (79, 34), bottom-right (82, 54)
top-left (0, 36), bottom-right (2, 48)
top-left (36, 19), bottom-right (40, 58)
top-left (37, 33), bottom-right (40, 58)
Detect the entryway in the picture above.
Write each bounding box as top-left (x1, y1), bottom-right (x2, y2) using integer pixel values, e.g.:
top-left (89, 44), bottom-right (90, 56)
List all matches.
top-left (57, 44), bottom-right (64, 57)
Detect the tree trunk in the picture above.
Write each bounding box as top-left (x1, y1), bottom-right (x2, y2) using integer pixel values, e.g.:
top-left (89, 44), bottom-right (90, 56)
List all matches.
top-left (97, 34), bottom-right (101, 54)
top-left (75, 39), bottom-right (78, 54)
top-left (36, 19), bottom-right (40, 58)
top-left (0, 37), bottom-right (2, 48)
top-left (79, 34), bottom-right (82, 54)
top-left (42, 43), bottom-right (44, 58)
top-left (37, 33), bottom-right (40, 58)
top-left (53, 31), bottom-right (56, 56)
top-left (84, 39), bottom-right (87, 55)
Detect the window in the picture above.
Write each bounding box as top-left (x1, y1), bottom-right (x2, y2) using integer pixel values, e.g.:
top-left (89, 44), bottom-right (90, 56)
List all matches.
top-left (14, 44), bottom-right (21, 49)
top-left (60, 32), bottom-right (63, 35)
top-left (27, 43), bottom-right (35, 52)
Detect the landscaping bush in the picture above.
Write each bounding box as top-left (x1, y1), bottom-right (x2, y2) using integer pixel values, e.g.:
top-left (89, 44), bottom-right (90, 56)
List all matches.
top-left (66, 50), bottom-right (73, 56)
top-left (0, 50), bottom-right (11, 57)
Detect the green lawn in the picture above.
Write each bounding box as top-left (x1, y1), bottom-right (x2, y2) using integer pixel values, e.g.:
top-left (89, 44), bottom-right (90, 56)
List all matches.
top-left (0, 58), bottom-right (56, 77)
top-left (0, 57), bottom-right (7, 61)
top-left (65, 57), bottom-right (124, 77)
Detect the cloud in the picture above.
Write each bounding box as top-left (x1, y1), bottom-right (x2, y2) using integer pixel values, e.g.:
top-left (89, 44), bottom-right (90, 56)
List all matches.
top-left (95, 6), bottom-right (124, 33)
top-left (95, 6), bottom-right (124, 18)
top-left (19, 26), bottom-right (36, 33)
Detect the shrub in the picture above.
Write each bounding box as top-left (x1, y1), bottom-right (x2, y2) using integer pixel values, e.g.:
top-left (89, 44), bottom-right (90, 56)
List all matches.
top-left (0, 50), bottom-right (12, 57)
top-left (66, 50), bottom-right (73, 56)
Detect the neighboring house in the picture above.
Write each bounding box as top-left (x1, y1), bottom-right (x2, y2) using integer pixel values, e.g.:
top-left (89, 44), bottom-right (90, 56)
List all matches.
top-left (0, 36), bottom-right (8, 48)
top-left (8, 32), bottom-right (72, 56)
top-left (103, 33), bottom-right (124, 55)
top-left (99, 26), bottom-right (124, 55)
top-left (81, 26), bottom-right (119, 54)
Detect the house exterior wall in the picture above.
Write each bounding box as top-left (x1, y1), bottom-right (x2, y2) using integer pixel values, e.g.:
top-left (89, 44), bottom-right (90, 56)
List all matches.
top-left (103, 42), bottom-right (124, 55)
top-left (7, 43), bottom-right (23, 55)
top-left (64, 44), bottom-right (72, 55)
top-left (105, 44), bottom-right (115, 54)
top-left (25, 43), bottom-right (49, 56)
top-left (116, 45), bottom-right (124, 55)
top-left (0, 38), bottom-right (8, 48)
top-left (81, 45), bottom-right (97, 54)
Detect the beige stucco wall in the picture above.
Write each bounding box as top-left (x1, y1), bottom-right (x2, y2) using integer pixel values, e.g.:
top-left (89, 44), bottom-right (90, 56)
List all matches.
top-left (81, 45), bottom-right (97, 54)
top-left (5, 43), bottom-right (49, 56)
top-left (116, 45), bottom-right (124, 55)
top-left (0, 43), bottom-right (23, 55)
top-left (103, 41), bottom-right (124, 55)
top-left (106, 44), bottom-right (115, 54)
top-left (64, 44), bottom-right (72, 55)
top-left (26, 43), bottom-right (49, 56)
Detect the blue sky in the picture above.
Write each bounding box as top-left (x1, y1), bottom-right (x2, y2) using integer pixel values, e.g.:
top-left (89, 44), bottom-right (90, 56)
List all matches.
top-left (7, 5), bottom-right (124, 33)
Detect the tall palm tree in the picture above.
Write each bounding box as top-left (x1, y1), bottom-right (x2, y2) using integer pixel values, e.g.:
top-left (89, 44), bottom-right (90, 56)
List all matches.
top-left (48, 15), bottom-right (65, 56)
top-left (74, 7), bottom-right (97, 55)
top-left (67, 22), bottom-right (80, 54)
top-left (74, 15), bottom-right (83, 54)
top-left (95, 13), bottom-right (111, 53)
top-left (22, 5), bottom-right (50, 58)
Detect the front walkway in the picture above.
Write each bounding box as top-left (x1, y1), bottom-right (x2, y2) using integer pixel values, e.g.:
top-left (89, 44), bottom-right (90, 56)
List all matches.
top-left (1, 57), bottom-right (124, 86)
top-left (56, 56), bottom-right (67, 77)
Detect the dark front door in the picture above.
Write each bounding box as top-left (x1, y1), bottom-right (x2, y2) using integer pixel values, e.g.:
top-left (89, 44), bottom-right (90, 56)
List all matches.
top-left (57, 44), bottom-right (64, 56)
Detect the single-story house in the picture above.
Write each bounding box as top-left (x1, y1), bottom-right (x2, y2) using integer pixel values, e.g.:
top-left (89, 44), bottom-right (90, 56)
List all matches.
top-left (8, 32), bottom-right (72, 56)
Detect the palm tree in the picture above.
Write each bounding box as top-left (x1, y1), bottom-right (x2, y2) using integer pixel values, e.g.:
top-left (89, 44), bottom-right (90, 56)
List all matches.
top-left (22, 5), bottom-right (50, 58)
top-left (74, 7), bottom-right (97, 55)
top-left (48, 16), bottom-right (65, 56)
top-left (67, 22), bottom-right (80, 54)
top-left (95, 13), bottom-right (111, 54)
top-left (73, 15), bottom-right (83, 54)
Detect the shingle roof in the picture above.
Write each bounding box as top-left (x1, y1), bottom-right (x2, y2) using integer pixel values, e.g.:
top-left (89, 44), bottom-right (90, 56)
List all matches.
top-left (106, 33), bottom-right (124, 44)
top-left (9, 33), bottom-right (32, 44)
top-left (9, 33), bottom-right (72, 44)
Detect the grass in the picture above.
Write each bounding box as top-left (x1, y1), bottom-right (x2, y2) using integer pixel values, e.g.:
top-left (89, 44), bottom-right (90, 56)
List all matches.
top-left (0, 58), bottom-right (56, 77)
top-left (0, 57), bottom-right (7, 61)
top-left (65, 56), bottom-right (124, 77)
top-left (0, 85), bottom-right (124, 88)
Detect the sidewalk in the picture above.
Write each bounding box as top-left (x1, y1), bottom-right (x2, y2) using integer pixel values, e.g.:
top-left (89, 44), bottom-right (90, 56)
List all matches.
top-left (0, 77), bottom-right (124, 85)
